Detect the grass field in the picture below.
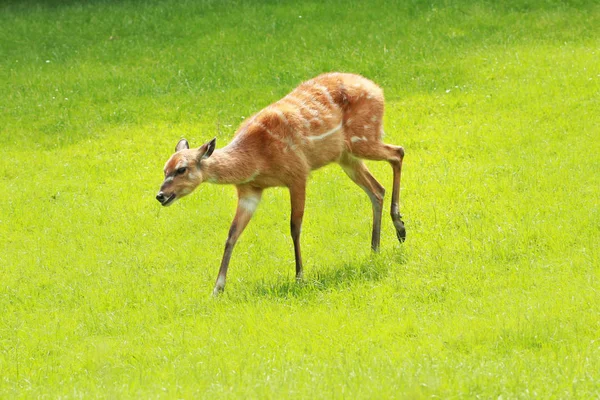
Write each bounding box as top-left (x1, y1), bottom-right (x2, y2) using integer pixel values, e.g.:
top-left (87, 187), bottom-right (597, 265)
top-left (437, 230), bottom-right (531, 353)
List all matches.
top-left (1, 0), bottom-right (599, 397)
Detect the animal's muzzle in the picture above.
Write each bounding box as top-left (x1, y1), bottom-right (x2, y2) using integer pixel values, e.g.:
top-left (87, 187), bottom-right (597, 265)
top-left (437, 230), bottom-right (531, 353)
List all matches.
top-left (156, 191), bottom-right (176, 206)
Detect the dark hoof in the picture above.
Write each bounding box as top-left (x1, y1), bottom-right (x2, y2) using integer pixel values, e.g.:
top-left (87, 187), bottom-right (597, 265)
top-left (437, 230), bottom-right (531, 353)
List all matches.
top-left (212, 285), bottom-right (225, 297)
top-left (394, 219), bottom-right (406, 243)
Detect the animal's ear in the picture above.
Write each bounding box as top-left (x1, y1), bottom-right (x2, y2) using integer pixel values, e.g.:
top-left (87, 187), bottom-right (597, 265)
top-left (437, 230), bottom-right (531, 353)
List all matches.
top-left (175, 138), bottom-right (189, 152)
top-left (198, 137), bottom-right (216, 160)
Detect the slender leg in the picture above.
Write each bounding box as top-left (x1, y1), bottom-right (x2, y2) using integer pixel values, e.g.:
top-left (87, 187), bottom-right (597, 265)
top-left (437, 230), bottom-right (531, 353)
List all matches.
top-left (390, 147), bottom-right (406, 242)
top-left (340, 154), bottom-right (385, 251)
top-left (213, 186), bottom-right (262, 296)
top-left (348, 141), bottom-right (406, 243)
top-left (289, 182), bottom-right (306, 280)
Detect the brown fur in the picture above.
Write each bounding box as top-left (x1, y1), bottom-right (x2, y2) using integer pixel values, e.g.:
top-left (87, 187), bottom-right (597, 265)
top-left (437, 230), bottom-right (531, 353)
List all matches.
top-left (156, 73), bottom-right (406, 295)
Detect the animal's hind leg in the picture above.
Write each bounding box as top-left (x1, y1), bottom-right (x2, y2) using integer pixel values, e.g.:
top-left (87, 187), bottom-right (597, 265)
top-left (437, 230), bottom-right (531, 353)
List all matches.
top-left (348, 139), bottom-right (406, 243)
top-left (389, 147), bottom-right (406, 242)
top-left (339, 154), bottom-right (385, 251)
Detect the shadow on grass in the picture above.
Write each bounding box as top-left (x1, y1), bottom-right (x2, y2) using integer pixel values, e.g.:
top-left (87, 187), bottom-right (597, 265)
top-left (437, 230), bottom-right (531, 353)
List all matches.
top-left (250, 248), bottom-right (408, 300)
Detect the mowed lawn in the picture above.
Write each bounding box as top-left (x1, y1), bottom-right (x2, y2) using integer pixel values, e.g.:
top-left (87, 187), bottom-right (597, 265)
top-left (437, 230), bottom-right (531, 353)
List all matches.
top-left (1, 0), bottom-right (599, 397)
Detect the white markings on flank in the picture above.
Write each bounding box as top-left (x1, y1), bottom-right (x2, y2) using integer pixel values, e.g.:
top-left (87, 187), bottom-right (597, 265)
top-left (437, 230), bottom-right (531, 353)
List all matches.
top-left (290, 93), bottom-right (322, 117)
top-left (313, 83), bottom-right (336, 108)
top-left (256, 121), bottom-right (301, 152)
top-left (285, 95), bottom-right (320, 125)
top-left (256, 122), bottom-right (283, 143)
top-left (282, 97), bottom-right (311, 129)
top-left (350, 136), bottom-right (368, 143)
top-left (308, 122), bottom-right (342, 141)
top-left (285, 137), bottom-right (298, 150)
top-left (283, 95), bottom-right (302, 107)
top-left (310, 117), bottom-right (323, 126)
top-left (272, 107), bottom-right (289, 125)
top-left (299, 88), bottom-right (331, 111)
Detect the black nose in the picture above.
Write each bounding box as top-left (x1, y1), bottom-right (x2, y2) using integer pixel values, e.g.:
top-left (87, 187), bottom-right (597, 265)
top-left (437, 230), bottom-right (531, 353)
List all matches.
top-left (156, 192), bottom-right (165, 202)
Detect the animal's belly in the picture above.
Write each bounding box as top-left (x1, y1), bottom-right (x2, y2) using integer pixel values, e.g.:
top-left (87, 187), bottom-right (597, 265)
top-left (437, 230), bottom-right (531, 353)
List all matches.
top-left (304, 131), bottom-right (345, 170)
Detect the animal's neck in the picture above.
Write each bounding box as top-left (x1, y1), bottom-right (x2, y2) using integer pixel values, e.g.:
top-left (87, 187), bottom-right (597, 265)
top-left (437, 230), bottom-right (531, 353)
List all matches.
top-left (203, 147), bottom-right (257, 185)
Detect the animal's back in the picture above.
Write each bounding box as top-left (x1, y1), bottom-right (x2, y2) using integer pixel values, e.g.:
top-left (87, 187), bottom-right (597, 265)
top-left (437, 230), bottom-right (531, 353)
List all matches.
top-left (278, 72), bottom-right (385, 140)
top-left (231, 73), bottom-right (386, 173)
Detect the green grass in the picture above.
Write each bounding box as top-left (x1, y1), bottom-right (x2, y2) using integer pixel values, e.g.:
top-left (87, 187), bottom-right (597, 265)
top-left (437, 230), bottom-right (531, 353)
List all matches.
top-left (1, 0), bottom-right (599, 397)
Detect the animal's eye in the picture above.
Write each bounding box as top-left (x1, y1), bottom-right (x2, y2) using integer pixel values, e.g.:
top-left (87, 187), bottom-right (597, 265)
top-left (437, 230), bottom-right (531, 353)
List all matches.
top-left (176, 167), bottom-right (187, 175)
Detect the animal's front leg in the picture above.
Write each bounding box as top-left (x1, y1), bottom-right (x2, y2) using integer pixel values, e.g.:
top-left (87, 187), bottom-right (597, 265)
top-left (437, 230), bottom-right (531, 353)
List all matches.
top-left (213, 186), bottom-right (262, 296)
top-left (289, 182), bottom-right (306, 281)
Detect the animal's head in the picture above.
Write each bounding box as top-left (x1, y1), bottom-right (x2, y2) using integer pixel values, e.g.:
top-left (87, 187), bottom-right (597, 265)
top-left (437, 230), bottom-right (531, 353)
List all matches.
top-left (156, 138), bottom-right (216, 206)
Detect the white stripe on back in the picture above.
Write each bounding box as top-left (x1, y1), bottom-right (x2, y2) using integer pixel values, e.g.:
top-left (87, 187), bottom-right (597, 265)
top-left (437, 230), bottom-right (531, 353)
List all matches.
top-left (313, 83), bottom-right (336, 108)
